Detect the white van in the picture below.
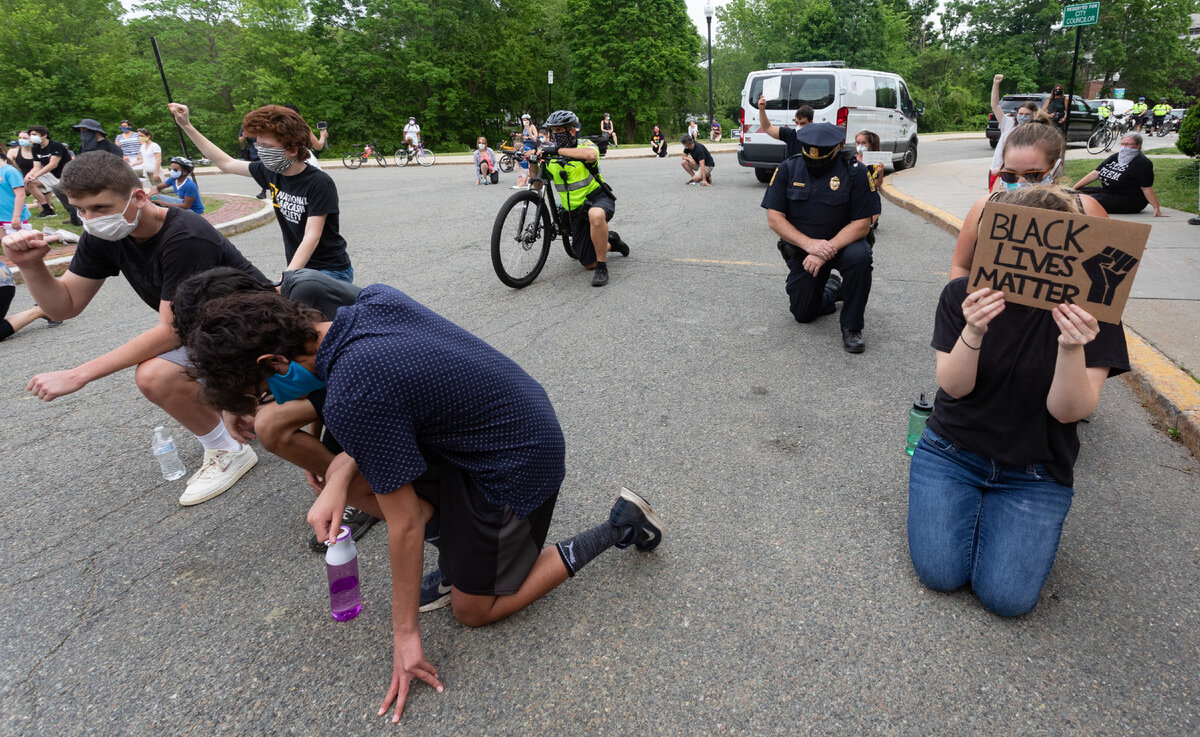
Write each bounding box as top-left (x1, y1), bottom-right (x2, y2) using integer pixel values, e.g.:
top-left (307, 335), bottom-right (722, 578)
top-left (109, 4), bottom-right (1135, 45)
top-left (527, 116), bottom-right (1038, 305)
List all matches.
top-left (737, 61), bottom-right (922, 182)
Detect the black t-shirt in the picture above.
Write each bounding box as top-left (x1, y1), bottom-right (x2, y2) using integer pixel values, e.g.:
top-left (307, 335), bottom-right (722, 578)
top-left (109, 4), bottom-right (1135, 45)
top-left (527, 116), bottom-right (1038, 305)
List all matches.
top-left (84, 139), bottom-right (124, 157)
top-left (687, 142), bottom-right (715, 166)
top-left (33, 140), bottom-right (71, 178)
top-left (760, 153), bottom-right (881, 240)
top-left (279, 268), bottom-right (361, 319)
top-left (249, 161), bottom-right (351, 273)
top-left (926, 278), bottom-right (1129, 487)
top-left (777, 126), bottom-right (803, 158)
top-left (69, 207), bottom-right (267, 310)
top-left (1094, 153), bottom-right (1154, 197)
top-left (1046, 96), bottom-right (1066, 121)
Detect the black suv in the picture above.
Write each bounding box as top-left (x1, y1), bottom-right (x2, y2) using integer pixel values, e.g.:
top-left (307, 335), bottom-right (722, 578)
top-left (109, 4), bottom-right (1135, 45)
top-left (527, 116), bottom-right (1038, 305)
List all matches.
top-left (985, 94), bottom-right (1101, 148)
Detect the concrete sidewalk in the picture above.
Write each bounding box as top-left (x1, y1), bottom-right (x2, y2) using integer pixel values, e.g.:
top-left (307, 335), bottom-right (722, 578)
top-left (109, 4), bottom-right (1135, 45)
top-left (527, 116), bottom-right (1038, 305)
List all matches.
top-left (882, 145), bottom-right (1200, 458)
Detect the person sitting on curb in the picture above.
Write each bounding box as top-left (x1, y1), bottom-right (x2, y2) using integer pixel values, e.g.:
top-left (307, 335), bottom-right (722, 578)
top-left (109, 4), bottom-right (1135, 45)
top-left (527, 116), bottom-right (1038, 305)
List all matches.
top-left (680, 135), bottom-right (714, 186)
top-left (758, 96), bottom-right (813, 158)
top-left (150, 157), bottom-right (204, 215)
top-left (600, 113), bottom-right (618, 148)
top-left (473, 137), bottom-right (498, 185)
top-left (0, 151), bottom-right (265, 506)
top-left (1069, 133), bottom-right (1168, 217)
top-left (183, 285), bottom-right (665, 724)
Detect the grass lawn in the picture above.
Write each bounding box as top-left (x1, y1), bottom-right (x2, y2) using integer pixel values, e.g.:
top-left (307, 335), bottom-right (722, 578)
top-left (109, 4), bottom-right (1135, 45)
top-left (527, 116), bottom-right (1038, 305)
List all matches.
top-left (23, 195), bottom-right (227, 236)
top-left (1142, 146), bottom-right (1187, 156)
top-left (1062, 158), bottom-right (1198, 215)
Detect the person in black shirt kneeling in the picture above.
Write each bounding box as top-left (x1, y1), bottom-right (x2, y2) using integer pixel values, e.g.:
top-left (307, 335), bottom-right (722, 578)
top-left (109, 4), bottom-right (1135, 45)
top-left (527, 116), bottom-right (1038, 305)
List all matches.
top-left (907, 185), bottom-right (1130, 617)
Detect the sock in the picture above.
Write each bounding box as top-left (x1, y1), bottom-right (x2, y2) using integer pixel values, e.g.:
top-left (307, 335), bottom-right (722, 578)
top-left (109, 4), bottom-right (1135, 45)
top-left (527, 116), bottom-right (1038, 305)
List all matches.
top-left (196, 421), bottom-right (243, 453)
top-left (555, 522), bottom-right (630, 577)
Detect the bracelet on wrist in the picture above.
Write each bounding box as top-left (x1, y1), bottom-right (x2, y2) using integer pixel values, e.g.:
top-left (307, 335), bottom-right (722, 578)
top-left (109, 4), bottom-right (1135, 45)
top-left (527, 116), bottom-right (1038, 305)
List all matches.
top-left (959, 333), bottom-right (981, 351)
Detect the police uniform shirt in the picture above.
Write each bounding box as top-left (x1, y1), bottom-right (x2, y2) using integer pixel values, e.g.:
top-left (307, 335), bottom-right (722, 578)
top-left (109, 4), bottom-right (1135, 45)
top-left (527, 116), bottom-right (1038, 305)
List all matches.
top-left (760, 154), bottom-right (881, 240)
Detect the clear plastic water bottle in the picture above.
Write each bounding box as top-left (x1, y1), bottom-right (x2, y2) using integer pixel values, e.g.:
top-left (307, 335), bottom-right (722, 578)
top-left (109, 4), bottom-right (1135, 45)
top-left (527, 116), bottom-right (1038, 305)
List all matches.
top-left (906, 394), bottom-right (934, 457)
top-left (326, 525), bottom-right (362, 621)
top-left (152, 426), bottom-right (186, 481)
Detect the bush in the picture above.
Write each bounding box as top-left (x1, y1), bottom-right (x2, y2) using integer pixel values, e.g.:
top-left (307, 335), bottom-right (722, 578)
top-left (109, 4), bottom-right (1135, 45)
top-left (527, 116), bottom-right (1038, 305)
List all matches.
top-left (1177, 106), bottom-right (1200, 157)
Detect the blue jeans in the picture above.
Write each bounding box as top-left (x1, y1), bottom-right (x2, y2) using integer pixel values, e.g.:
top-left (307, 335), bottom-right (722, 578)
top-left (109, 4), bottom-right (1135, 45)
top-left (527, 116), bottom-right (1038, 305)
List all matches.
top-left (320, 266), bottom-right (355, 283)
top-left (907, 427), bottom-right (1074, 617)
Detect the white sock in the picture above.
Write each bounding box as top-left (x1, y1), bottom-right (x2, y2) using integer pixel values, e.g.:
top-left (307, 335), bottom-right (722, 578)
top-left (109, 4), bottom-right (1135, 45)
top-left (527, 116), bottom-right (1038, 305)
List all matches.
top-left (197, 421), bottom-right (243, 453)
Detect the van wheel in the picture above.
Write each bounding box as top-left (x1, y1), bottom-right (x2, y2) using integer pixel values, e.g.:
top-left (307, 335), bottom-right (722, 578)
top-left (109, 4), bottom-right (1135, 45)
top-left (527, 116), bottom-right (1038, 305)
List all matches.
top-left (754, 167), bottom-right (774, 183)
top-left (894, 140), bottom-right (918, 171)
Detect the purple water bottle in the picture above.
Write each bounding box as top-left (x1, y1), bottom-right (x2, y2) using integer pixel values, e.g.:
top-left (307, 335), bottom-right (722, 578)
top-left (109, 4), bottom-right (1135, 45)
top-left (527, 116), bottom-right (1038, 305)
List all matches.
top-left (325, 525), bottom-right (362, 621)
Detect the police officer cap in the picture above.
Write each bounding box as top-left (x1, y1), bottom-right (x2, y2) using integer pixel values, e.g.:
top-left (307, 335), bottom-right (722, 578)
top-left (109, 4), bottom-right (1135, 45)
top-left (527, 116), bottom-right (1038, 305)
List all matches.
top-left (796, 123), bottom-right (845, 155)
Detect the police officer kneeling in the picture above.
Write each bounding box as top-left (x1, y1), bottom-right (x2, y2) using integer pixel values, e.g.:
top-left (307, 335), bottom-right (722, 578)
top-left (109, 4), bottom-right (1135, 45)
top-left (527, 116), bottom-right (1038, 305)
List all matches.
top-left (761, 123), bottom-right (881, 353)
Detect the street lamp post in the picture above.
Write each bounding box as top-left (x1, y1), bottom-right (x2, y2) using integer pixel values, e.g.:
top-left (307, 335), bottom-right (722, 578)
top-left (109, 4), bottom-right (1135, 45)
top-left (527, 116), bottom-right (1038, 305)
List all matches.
top-left (704, 4), bottom-right (714, 134)
top-left (548, 70), bottom-right (554, 117)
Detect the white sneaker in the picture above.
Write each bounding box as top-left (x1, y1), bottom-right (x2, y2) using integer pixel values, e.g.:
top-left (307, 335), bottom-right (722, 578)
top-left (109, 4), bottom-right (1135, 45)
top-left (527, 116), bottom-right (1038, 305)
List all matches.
top-left (179, 445), bottom-right (258, 506)
top-left (57, 230), bottom-right (80, 244)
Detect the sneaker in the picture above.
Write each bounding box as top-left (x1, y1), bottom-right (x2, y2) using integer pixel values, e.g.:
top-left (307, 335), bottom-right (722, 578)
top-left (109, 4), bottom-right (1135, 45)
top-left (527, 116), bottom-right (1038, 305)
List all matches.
top-left (608, 487), bottom-right (664, 551)
top-left (591, 262), bottom-right (609, 287)
top-left (178, 445), bottom-right (258, 506)
top-left (41, 316), bottom-right (63, 327)
top-left (35, 208), bottom-right (56, 218)
top-left (308, 505), bottom-right (380, 552)
top-left (256, 189), bottom-right (268, 199)
top-left (841, 327), bottom-right (865, 354)
top-left (608, 231), bottom-right (630, 257)
top-left (56, 230), bottom-right (79, 244)
top-left (419, 569), bottom-right (453, 612)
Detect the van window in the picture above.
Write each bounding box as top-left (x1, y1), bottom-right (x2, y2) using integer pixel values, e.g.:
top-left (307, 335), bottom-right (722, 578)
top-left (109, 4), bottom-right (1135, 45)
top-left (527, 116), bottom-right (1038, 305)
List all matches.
top-left (786, 74), bottom-right (835, 110)
top-left (749, 75), bottom-right (790, 110)
top-left (899, 82), bottom-right (915, 118)
top-left (875, 77), bottom-right (898, 109)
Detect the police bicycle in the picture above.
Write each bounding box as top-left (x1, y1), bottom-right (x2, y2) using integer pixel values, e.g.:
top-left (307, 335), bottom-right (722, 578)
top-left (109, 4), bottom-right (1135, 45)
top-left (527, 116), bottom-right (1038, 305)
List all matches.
top-left (1086, 113), bottom-right (1131, 154)
top-left (489, 150), bottom-right (583, 288)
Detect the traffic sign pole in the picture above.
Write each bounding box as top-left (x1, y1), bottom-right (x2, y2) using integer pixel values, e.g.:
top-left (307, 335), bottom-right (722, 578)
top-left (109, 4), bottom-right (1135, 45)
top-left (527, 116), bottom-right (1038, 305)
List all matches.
top-left (1060, 2), bottom-right (1099, 136)
top-left (1065, 26), bottom-right (1081, 136)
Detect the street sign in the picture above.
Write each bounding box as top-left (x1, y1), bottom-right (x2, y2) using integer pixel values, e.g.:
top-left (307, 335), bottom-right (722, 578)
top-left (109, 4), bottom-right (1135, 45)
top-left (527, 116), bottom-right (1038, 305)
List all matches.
top-left (1063, 1), bottom-right (1099, 27)
top-left (1115, 88), bottom-right (1125, 99)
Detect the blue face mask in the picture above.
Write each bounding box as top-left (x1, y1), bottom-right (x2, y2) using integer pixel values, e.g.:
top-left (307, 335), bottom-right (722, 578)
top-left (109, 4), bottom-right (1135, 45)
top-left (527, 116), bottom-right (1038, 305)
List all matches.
top-left (265, 361), bottom-right (325, 404)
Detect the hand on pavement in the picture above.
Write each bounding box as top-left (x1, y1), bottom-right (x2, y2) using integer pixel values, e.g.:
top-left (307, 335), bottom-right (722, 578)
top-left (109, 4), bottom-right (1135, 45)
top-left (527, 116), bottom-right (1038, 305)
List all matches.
top-left (379, 630), bottom-right (443, 724)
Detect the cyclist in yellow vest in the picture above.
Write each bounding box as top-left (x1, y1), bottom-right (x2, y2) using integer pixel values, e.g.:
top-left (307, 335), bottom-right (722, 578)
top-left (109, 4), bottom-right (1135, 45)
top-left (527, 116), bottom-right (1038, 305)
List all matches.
top-left (1097, 101), bottom-right (1111, 120)
top-left (540, 109), bottom-right (630, 286)
top-left (1151, 98), bottom-right (1171, 132)
top-left (1130, 98), bottom-right (1148, 131)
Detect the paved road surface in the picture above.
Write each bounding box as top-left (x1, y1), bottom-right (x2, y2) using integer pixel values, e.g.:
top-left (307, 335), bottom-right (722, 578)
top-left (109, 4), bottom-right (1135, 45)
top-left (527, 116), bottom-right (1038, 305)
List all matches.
top-left (2, 149), bottom-right (1197, 736)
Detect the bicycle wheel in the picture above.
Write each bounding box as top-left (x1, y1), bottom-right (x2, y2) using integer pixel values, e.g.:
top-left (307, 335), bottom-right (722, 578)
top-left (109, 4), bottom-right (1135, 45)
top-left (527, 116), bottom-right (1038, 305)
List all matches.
top-left (1156, 123), bottom-right (1168, 137)
top-left (499, 153), bottom-right (515, 173)
top-left (394, 149), bottom-right (409, 167)
top-left (375, 151), bottom-right (388, 168)
top-left (1086, 127), bottom-right (1110, 155)
top-left (491, 190), bottom-right (552, 288)
top-left (342, 150), bottom-right (362, 170)
top-left (417, 148), bottom-right (436, 167)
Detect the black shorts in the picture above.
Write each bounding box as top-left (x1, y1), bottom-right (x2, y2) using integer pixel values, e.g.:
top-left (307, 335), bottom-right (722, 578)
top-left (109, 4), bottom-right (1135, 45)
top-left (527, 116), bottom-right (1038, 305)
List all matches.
top-left (568, 192), bottom-right (616, 266)
top-left (307, 388), bottom-right (344, 455)
top-left (412, 455), bottom-right (557, 596)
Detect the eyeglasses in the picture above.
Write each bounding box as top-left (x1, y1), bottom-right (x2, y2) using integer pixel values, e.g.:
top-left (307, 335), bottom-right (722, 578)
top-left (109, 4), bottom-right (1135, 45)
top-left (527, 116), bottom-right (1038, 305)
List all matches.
top-left (996, 162), bottom-right (1057, 184)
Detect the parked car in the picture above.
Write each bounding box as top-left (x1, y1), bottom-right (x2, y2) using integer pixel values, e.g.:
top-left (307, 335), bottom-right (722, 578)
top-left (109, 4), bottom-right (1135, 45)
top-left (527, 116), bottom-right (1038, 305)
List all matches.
top-left (985, 94), bottom-right (1100, 148)
top-left (1086, 98), bottom-right (1134, 117)
top-left (737, 61), bottom-right (922, 183)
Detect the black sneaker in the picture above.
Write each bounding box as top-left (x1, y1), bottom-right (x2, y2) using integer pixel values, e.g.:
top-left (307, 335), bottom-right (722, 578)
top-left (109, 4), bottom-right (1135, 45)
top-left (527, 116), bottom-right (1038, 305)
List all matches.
top-left (256, 189), bottom-right (268, 199)
top-left (825, 272), bottom-right (844, 303)
top-left (608, 231), bottom-right (630, 257)
top-left (591, 262), bottom-right (609, 287)
top-left (308, 505), bottom-right (380, 552)
top-left (841, 327), bottom-right (865, 354)
top-left (419, 569), bottom-right (453, 612)
top-left (608, 487), bottom-right (664, 551)
top-left (35, 207), bottom-right (56, 218)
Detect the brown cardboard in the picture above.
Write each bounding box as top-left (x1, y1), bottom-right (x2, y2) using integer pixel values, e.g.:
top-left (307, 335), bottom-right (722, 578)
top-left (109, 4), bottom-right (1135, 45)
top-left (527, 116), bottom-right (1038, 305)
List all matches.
top-left (967, 201), bottom-right (1150, 325)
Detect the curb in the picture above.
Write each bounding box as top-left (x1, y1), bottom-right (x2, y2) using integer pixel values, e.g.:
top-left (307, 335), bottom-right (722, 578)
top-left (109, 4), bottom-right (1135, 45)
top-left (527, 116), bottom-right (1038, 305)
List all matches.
top-left (880, 171), bottom-right (1200, 460)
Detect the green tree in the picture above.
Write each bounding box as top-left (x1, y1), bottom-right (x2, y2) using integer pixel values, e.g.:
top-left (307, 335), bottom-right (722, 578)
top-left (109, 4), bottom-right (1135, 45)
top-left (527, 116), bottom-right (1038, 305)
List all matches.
top-left (1081, 0), bottom-right (1199, 101)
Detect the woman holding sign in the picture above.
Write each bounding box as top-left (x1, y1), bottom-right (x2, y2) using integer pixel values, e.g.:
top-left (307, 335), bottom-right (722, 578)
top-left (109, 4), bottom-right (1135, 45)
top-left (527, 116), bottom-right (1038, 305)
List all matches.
top-left (950, 123), bottom-right (1107, 280)
top-left (908, 186), bottom-right (1130, 617)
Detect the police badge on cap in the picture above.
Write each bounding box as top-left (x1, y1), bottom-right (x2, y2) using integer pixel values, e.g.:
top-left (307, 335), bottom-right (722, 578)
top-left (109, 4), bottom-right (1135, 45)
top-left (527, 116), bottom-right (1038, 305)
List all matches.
top-left (797, 123), bottom-right (845, 177)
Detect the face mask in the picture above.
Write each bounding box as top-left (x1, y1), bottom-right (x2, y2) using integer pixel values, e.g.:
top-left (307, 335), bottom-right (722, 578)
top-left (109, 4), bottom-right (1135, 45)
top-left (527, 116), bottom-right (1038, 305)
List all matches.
top-left (18, 139), bottom-right (30, 147)
top-left (1016, 114), bottom-right (1032, 125)
top-left (120, 126), bottom-right (131, 133)
top-left (1117, 146), bottom-right (1139, 165)
top-left (552, 131), bottom-right (576, 149)
top-left (477, 143), bottom-right (486, 150)
top-left (29, 135), bottom-right (42, 145)
top-left (856, 144), bottom-right (868, 154)
top-left (165, 170), bottom-right (180, 179)
top-left (257, 145), bottom-right (293, 173)
top-left (82, 191), bottom-right (139, 241)
top-left (265, 361), bottom-right (325, 404)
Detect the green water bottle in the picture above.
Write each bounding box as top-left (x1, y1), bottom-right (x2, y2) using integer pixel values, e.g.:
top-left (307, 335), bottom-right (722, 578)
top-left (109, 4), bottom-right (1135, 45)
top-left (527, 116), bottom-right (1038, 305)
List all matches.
top-left (906, 393), bottom-right (934, 457)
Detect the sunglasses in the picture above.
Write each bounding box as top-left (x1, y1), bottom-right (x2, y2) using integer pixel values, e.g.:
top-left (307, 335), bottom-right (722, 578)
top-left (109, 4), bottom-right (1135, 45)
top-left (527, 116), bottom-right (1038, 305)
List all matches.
top-left (996, 158), bottom-right (1060, 184)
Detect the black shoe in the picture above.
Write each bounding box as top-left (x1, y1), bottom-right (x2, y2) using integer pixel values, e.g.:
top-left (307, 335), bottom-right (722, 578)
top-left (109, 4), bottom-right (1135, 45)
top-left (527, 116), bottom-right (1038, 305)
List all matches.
top-left (841, 328), bottom-right (865, 354)
top-left (418, 569), bottom-right (453, 612)
top-left (35, 207), bottom-right (56, 218)
top-left (608, 487), bottom-right (664, 551)
top-left (591, 262), bottom-right (609, 287)
top-left (608, 231), bottom-right (630, 257)
top-left (256, 189), bottom-right (268, 199)
top-left (825, 272), bottom-right (844, 303)
top-left (308, 505), bottom-right (380, 552)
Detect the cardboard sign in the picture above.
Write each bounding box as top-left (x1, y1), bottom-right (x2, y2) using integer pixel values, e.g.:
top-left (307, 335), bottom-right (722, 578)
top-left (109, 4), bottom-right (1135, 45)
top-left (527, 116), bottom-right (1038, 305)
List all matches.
top-left (860, 151), bottom-right (891, 166)
top-left (968, 202), bottom-right (1150, 325)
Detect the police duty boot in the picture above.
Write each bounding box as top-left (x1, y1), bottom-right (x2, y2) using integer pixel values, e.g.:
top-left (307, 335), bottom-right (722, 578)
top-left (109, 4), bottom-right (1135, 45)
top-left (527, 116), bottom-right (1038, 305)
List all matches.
top-left (841, 327), bottom-right (865, 354)
top-left (591, 262), bottom-right (609, 287)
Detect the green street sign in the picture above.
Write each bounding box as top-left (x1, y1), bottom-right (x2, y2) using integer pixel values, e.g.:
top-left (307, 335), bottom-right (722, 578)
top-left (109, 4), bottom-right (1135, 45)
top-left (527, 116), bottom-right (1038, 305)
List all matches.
top-left (1063, 1), bottom-right (1100, 27)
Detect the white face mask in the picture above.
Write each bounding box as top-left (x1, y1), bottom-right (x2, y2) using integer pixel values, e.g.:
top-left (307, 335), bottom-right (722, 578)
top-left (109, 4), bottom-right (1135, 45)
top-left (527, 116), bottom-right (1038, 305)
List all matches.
top-left (29, 135), bottom-right (42, 144)
top-left (856, 144), bottom-right (868, 154)
top-left (18, 139), bottom-right (31, 147)
top-left (82, 192), bottom-right (140, 241)
top-left (477, 143), bottom-right (486, 150)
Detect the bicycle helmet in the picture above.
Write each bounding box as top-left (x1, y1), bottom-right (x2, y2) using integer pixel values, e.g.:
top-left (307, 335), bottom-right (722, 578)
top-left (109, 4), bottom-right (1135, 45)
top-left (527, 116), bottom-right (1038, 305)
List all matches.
top-left (545, 110), bottom-right (580, 129)
top-left (168, 156), bottom-right (194, 172)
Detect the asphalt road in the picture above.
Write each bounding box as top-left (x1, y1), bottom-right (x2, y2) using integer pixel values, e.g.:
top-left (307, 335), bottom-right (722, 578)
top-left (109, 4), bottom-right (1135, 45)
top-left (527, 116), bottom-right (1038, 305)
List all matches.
top-left (2, 145), bottom-right (1198, 736)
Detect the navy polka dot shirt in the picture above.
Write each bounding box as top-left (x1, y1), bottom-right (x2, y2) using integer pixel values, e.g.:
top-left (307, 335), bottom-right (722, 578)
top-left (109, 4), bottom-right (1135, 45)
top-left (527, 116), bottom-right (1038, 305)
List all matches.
top-left (315, 285), bottom-right (566, 518)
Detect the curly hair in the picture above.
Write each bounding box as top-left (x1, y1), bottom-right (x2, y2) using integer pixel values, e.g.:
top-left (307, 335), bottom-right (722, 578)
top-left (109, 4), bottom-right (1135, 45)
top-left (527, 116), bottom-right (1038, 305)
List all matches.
top-left (240, 104), bottom-right (311, 162)
top-left (171, 267), bottom-right (275, 343)
top-left (185, 290), bottom-right (323, 415)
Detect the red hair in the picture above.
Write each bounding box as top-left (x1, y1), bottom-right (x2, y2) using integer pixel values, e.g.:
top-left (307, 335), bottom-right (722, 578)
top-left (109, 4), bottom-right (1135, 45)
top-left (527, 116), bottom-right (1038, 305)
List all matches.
top-left (241, 105), bottom-right (311, 161)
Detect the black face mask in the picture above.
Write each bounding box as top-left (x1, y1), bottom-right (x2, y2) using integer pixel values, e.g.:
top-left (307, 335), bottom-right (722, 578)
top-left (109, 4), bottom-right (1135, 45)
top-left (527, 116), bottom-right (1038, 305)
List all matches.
top-left (79, 130), bottom-right (97, 150)
top-left (552, 131), bottom-right (576, 149)
top-left (803, 149), bottom-right (839, 177)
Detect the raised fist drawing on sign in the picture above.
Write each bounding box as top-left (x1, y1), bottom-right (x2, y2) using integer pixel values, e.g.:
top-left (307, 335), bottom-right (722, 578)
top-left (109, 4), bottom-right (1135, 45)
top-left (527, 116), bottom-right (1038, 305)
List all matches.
top-left (1081, 246), bottom-right (1138, 305)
